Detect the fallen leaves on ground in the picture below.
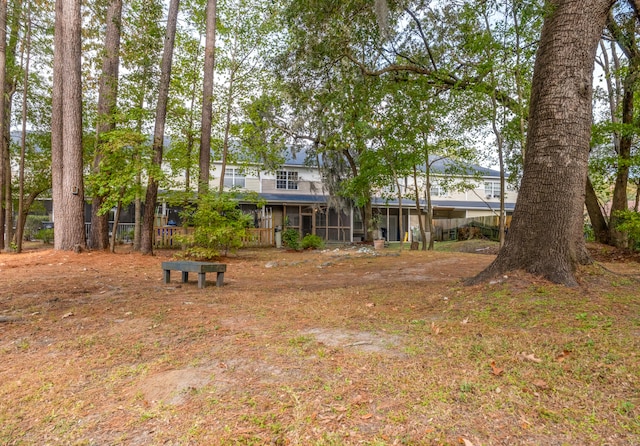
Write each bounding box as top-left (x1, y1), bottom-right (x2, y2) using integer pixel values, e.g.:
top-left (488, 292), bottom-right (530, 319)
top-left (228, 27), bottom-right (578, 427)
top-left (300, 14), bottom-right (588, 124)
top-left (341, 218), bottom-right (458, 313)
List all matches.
top-left (531, 379), bottom-right (549, 390)
top-left (556, 350), bottom-right (571, 362)
top-left (517, 352), bottom-right (542, 363)
top-left (489, 360), bottom-right (504, 376)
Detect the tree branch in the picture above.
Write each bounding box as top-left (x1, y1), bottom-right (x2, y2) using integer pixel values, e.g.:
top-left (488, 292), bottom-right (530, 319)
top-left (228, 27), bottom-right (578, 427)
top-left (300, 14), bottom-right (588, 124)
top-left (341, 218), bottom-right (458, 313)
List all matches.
top-left (403, 7), bottom-right (438, 71)
top-left (629, 0), bottom-right (640, 20)
top-left (342, 53), bottom-right (522, 115)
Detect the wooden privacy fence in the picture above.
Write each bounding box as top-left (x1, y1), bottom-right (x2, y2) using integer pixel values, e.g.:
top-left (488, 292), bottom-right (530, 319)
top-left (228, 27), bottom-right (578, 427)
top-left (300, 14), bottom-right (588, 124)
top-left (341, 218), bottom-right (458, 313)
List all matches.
top-left (154, 226), bottom-right (274, 248)
top-left (432, 216), bottom-right (512, 242)
top-left (242, 228), bottom-right (274, 247)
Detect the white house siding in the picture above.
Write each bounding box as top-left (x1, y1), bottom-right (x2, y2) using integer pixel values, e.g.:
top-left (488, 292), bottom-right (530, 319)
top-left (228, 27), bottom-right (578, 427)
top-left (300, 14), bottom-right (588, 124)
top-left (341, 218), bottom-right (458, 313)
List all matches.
top-left (245, 178), bottom-right (261, 192)
top-left (261, 179), bottom-right (317, 195)
top-left (466, 209), bottom-right (500, 218)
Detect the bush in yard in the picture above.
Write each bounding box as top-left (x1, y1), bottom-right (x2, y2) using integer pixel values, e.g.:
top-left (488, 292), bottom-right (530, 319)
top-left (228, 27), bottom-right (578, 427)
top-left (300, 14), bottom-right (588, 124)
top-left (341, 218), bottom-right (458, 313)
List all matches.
top-left (36, 228), bottom-right (54, 244)
top-left (301, 233), bottom-right (324, 250)
top-left (178, 192), bottom-right (253, 259)
top-left (614, 210), bottom-right (640, 250)
top-left (282, 228), bottom-right (300, 250)
top-left (25, 215), bottom-right (49, 241)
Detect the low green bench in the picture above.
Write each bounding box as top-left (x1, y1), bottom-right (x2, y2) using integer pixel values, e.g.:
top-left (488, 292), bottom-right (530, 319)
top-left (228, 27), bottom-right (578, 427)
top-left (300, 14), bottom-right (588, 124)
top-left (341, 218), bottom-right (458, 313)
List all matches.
top-left (161, 261), bottom-right (226, 288)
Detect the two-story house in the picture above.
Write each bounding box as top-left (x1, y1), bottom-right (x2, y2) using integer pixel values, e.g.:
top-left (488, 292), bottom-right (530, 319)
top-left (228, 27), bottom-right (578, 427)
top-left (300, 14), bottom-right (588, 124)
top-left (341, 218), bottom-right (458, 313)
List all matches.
top-left (203, 152), bottom-right (517, 243)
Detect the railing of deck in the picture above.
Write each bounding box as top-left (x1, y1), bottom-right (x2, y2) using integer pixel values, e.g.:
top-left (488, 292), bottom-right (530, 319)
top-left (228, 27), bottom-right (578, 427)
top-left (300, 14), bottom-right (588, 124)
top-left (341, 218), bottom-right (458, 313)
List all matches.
top-left (154, 226), bottom-right (193, 248)
top-left (85, 223), bottom-right (135, 242)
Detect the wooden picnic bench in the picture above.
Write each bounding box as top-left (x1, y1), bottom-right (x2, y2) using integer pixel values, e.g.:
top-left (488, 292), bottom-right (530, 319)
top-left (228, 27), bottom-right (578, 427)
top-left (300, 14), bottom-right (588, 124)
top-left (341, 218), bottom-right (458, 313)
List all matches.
top-left (161, 261), bottom-right (226, 288)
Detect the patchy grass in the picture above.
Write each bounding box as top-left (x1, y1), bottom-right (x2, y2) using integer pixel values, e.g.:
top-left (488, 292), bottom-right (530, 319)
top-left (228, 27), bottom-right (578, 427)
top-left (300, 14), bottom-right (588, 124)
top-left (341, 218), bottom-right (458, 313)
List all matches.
top-left (0, 245), bottom-right (638, 445)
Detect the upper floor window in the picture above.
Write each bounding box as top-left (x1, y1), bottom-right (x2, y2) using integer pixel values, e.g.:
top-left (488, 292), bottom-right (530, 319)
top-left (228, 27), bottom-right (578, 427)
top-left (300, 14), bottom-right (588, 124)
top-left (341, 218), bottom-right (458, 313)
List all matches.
top-left (224, 168), bottom-right (245, 188)
top-left (277, 170), bottom-right (298, 190)
top-left (430, 183), bottom-right (446, 197)
top-left (484, 181), bottom-right (501, 199)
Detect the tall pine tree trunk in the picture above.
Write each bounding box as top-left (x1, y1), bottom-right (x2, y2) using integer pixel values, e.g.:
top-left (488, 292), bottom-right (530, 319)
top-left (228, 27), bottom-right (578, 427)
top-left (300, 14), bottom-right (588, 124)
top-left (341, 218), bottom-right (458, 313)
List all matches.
top-left (0, 0), bottom-right (23, 249)
top-left (51, 0), bottom-right (86, 251)
top-left (141, 0), bottom-right (180, 254)
top-left (218, 72), bottom-right (235, 193)
top-left (89, 0), bottom-right (122, 250)
top-left (470, 0), bottom-right (615, 286)
top-left (51, 0), bottom-right (63, 245)
top-left (53, 0), bottom-right (86, 251)
top-left (15, 2), bottom-right (31, 253)
top-left (199, 0), bottom-right (216, 195)
top-left (0, 0), bottom-right (6, 250)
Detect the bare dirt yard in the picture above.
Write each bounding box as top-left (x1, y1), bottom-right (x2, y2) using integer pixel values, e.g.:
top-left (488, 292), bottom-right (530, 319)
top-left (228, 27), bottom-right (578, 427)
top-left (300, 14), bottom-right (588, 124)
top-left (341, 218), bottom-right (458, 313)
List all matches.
top-left (1, 242), bottom-right (639, 445)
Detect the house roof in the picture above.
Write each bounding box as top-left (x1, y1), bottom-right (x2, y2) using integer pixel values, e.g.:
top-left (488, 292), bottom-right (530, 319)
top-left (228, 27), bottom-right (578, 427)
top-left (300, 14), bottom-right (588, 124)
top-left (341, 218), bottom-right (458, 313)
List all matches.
top-left (282, 146), bottom-right (501, 177)
top-left (258, 193), bottom-right (327, 204)
top-left (282, 147), bottom-right (319, 167)
top-left (256, 192), bottom-right (514, 213)
top-left (423, 157), bottom-right (500, 177)
top-left (372, 196), bottom-right (515, 212)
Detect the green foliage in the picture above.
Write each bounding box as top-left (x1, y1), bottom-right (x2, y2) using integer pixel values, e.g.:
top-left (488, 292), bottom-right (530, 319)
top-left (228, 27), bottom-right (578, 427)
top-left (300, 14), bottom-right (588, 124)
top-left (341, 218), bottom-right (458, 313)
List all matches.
top-left (36, 229), bottom-right (54, 244)
top-left (301, 233), bottom-right (324, 250)
top-left (613, 210), bottom-right (640, 250)
top-left (282, 228), bottom-right (300, 250)
top-left (87, 129), bottom-right (149, 215)
top-left (584, 223), bottom-right (595, 242)
top-left (24, 215), bottom-right (50, 241)
top-left (178, 192), bottom-right (253, 259)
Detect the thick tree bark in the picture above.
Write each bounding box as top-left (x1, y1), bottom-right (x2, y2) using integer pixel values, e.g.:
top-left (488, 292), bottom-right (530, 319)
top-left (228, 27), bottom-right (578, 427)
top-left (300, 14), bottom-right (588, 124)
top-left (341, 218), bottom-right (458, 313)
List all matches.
top-left (469, 0), bottom-right (615, 286)
top-left (51, 0), bottom-right (64, 247)
top-left (55, 0), bottom-right (86, 250)
top-left (141, 0), bottom-right (180, 254)
top-left (199, 0), bottom-right (216, 195)
top-left (89, 0), bottom-right (123, 250)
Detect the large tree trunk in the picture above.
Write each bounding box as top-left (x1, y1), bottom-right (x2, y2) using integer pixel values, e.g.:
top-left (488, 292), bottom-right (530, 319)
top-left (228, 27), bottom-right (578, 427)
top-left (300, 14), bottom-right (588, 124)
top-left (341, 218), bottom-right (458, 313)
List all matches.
top-left (51, 0), bottom-right (86, 251)
top-left (89, 0), bottom-right (122, 250)
top-left (199, 0), bottom-right (216, 195)
top-left (141, 0), bottom-right (180, 255)
top-left (59, 0), bottom-right (86, 250)
top-left (469, 0), bottom-right (615, 287)
top-left (51, 0), bottom-right (63, 246)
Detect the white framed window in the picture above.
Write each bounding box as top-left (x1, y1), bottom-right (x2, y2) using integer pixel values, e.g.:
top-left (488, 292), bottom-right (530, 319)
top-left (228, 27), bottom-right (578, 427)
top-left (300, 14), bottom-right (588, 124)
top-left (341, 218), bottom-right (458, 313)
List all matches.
top-left (277, 170), bottom-right (298, 190)
top-left (224, 168), bottom-right (245, 188)
top-left (484, 181), bottom-right (501, 199)
top-left (430, 183), bottom-right (446, 197)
